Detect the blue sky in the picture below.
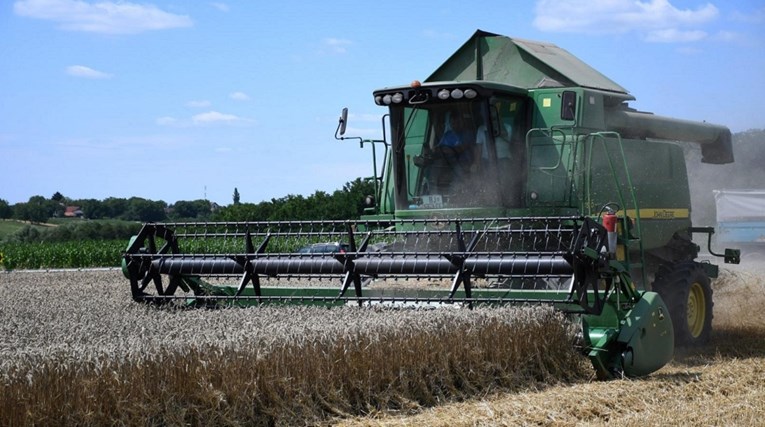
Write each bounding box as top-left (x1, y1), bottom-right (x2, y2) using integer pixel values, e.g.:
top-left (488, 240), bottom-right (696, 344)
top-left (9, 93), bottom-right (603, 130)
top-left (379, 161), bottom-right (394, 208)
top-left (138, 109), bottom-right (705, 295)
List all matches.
top-left (1, 0), bottom-right (763, 206)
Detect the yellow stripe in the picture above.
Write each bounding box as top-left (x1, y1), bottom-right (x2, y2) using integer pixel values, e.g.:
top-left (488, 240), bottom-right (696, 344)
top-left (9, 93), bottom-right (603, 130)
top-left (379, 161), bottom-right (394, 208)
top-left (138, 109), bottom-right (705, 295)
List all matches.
top-left (624, 208), bottom-right (689, 220)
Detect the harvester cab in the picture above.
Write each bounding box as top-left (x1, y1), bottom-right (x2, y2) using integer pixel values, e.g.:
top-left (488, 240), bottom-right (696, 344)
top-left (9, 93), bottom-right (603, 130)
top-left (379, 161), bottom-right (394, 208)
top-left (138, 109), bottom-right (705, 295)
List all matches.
top-left (123, 30), bottom-right (739, 380)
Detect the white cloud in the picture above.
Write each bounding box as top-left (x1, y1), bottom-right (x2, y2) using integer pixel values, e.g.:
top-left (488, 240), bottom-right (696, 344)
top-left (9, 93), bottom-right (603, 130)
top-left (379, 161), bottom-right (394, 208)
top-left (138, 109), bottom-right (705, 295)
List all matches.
top-left (186, 100), bottom-right (211, 108)
top-left (322, 38), bottom-right (352, 54)
top-left (66, 64), bottom-right (112, 79)
top-left (155, 116), bottom-right (177, 126)
top-left (730, 8), bottom-right (765, 24)
top-left (210, 2), bottom-right (229, 12)
top-left (644, 28), bottom-right (707, 43)
top-left (192, 111), bottom-right (253, 125)
top-left (156, 111), bottom-right (252, 127)
top-left (229, 92), bottom-right (250, 101)
top-left (14, 0), bottom-right (193, 34)
top-left (533, 0), bottom-right (719, 42)
top-left (710, 31), bottom-right (740, 43)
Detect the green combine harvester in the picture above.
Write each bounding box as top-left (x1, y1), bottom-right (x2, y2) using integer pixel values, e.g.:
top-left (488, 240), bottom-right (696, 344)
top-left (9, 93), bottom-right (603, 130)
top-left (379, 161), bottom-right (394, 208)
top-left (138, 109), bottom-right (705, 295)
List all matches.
top-left (123, 30), bottom-right (739, 379)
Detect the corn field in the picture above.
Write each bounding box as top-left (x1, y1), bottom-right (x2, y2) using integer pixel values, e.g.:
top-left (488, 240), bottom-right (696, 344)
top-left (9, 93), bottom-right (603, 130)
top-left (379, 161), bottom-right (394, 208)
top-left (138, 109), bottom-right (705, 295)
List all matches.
top-left (0, 269), bottom-right (588, 426)
top-left (0, 240), bottom-right (124, 270)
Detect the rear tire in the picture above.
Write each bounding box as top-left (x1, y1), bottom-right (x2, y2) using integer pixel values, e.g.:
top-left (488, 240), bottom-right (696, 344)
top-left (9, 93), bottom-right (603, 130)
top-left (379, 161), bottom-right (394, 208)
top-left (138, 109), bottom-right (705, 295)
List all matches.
top-left (651, 262), bottom-right (713, 346)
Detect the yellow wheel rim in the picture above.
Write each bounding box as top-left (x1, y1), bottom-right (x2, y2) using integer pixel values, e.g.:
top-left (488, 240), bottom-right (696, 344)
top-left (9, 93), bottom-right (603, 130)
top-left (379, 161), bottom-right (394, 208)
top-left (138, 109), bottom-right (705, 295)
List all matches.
top-left (687, 282), bottom-right (706, 338)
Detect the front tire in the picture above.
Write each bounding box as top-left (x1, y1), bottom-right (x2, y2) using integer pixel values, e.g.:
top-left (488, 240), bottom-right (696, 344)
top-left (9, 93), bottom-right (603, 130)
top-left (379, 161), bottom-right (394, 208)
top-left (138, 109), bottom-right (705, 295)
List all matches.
top-left (652, 262), bottom-right (713, 346)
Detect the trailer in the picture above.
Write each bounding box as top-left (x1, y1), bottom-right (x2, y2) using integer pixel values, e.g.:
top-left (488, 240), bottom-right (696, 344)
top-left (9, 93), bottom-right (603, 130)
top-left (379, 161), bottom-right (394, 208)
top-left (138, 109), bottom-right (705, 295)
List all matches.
top-left (715, 189), bottom-right (765, 254)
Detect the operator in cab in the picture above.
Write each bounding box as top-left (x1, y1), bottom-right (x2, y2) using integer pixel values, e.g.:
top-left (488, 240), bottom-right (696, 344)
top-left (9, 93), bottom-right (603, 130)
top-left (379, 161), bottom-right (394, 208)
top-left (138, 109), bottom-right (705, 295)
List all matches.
top-left (436, 110), bottom-right (475, 177)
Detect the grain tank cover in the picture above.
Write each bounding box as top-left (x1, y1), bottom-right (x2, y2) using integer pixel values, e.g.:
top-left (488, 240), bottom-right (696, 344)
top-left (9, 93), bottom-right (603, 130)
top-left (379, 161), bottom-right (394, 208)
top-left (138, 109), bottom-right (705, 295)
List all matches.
top-left (426, 29), bottom-right (632, 97)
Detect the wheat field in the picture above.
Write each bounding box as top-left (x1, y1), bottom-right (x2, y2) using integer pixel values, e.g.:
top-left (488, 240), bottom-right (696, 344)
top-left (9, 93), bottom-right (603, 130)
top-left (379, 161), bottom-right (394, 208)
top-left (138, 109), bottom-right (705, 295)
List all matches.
top-left (0, 269), bottom-right (587, 426)
top-left (339, 263), bottom-right (765, 426)
top-left (1, 263), bottom-right (763, 426)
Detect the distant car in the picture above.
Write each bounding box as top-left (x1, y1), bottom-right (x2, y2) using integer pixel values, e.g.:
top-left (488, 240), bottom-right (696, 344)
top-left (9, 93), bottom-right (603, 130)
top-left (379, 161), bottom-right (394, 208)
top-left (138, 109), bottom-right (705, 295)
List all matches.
top-left (297, 242), bottom-right (350, 254)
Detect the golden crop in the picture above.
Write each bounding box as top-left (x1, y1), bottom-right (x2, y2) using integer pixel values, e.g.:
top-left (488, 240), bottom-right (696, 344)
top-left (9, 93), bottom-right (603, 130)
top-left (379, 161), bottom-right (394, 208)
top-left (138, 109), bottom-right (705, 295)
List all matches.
top-left (0, 269), bottom-right (587, 426)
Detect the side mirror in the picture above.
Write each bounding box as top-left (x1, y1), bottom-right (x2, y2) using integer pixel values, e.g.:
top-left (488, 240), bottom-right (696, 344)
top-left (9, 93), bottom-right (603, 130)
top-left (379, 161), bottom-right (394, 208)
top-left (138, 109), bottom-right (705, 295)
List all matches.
top-left (338, 107), bottom-right (348, 136)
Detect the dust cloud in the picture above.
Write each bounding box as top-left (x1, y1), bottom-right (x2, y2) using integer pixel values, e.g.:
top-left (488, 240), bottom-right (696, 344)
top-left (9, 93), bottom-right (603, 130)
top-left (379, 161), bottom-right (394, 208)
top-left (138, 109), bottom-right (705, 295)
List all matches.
top-left (713, 261), bottom-right (765, 329)
top-left (681, 130), bottom-right (765, 330)
top-left (685, 129), bottom-right (765, 227)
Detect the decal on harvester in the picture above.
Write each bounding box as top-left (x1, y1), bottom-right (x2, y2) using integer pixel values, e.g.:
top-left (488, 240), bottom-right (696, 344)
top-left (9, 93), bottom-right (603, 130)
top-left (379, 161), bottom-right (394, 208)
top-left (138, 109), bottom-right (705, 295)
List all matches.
top-left (626, 208), bottom-right (690, 219)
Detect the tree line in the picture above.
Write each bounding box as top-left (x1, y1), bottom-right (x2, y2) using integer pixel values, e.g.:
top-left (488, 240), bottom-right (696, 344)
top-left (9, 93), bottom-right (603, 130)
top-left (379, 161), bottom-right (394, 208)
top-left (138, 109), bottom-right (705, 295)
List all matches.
top-left (0, 178), bottom-right (376, 224)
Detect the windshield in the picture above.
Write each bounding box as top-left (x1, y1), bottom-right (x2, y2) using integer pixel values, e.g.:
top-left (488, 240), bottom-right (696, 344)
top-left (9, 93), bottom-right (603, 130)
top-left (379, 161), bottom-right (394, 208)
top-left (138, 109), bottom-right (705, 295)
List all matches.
top-left (389, 96), bottom-right (527, 210)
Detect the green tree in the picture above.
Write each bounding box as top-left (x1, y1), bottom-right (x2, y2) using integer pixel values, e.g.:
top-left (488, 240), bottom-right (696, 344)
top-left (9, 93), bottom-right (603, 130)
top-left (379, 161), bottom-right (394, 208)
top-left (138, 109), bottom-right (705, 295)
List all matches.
top-left (214, 202), bottom-right (270, 221)
top-left (212, 177), bottom-right (377, 222)
top-left (270, 194), bottom-right (310, 220)
top-left (103, 197), bottom-right (129, 219)
top-left (233, 188), bottom-right (240, 205)
top-left (50, 192), bottom-right (67, 218)
top-left (72, 199), bottom-right (107, 219)
top-left (17, 196), bottom-right (55, 224)
top-left (125, 197), bottom-right (167, 222)
top-left (171, 199), bottom-right (212, 220)
top-left (0, 199), bottom-right (11, 219)
top-left (344, 177), bottom-right (377, 216)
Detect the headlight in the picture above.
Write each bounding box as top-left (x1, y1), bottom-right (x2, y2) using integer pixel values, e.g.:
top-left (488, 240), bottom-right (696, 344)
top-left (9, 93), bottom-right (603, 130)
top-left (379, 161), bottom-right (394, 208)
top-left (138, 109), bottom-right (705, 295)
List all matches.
top-left (437, 89), bottom-right (450, 100)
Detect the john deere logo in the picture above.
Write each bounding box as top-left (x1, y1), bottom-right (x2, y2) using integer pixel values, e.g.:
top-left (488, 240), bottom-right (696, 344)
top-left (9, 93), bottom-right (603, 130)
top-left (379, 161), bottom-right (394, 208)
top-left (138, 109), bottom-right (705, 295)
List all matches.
top-left (653, 210), bottom-right (676, 219)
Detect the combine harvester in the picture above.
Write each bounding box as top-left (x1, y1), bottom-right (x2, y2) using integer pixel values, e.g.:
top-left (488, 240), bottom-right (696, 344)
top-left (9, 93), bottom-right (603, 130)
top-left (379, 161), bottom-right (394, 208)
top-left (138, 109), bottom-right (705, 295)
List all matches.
top-left (123, 30), bottom-right (739, 379)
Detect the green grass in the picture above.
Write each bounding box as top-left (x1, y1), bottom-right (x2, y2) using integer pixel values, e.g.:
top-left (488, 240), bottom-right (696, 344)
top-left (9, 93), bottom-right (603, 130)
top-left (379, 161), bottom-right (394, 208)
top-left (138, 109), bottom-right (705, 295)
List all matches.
top-left (46, 218), bottom-right (137, 227)
top-left (46, 217), bottom-right (80, 225)
top-left (0, 220), bottom-right (47, 239)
